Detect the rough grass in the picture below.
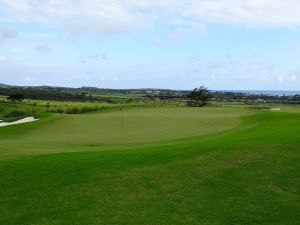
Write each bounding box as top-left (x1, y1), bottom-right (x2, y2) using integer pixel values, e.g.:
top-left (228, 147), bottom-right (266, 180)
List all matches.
top-left (0, 99), bottom-right (184, 121)
top-left (0, 103), bottom-right (40, 121)
top-left (0, 106), bottom-right (299, 225)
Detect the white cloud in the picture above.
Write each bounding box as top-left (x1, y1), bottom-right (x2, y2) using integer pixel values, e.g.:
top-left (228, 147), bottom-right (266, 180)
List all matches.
top-left (187, 0), bottom-right (300, 28)
top-left (35, 44), bottom-right (53, 53)
top-left (9, 47), bottom-right (27, 53)
top-left (0, 55), bottom-right (8, 61)
top-left (25, 32), bottom-right (57, 39)
top-left (0, 55), bottom-right (29, 62)
top-left (0, 26), bottom-right (17, 39)
top-left (168, 25), bottom-right (206, 42)
top-left (277, 74), bottom-right (297, 83)
top-left (24, 76), bottom-right (32, 81)
top-left (0, 18), bottom-right (14, 23)
top-left (209, 74), bottom-right (216, 80)
top-left (0, 0), bottom-right (144, 35)
top-left (189, 53), bottom-right (203, 62)
top-left (277, 75), bottom-right (284, 83)
top-left (1, 0), bottom-right (300, 36)
top-left (79, 53), bottom-right (107, 63)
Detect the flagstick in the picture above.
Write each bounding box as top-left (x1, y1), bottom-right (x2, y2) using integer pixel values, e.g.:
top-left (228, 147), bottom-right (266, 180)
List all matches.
top-left (121, 103), bottom-right (124, 128)
top-left (122, 106), bottom-right (124, 128)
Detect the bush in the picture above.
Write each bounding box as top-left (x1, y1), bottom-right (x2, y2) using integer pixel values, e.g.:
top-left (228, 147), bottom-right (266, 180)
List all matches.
top-left (4, 109), bottom-right (27, 118)
top-left (7, 93), bottom-right (25, 102)
top-left (46, 104), bottom-right (113, 114)
top-left (186, 100), bottom-right (206, 107)
top-left (187, 86), bottom-right (212, 104)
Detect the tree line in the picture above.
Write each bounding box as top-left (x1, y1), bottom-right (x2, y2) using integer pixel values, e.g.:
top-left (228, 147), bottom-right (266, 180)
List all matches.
top-left (0, 87), bottom-right (113, 103)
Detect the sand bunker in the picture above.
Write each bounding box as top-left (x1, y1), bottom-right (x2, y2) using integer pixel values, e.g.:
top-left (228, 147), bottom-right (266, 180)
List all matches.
top-left (0, 117), bottom-right (39, 127)
top-left (270, 108), bottom-right (281, 112)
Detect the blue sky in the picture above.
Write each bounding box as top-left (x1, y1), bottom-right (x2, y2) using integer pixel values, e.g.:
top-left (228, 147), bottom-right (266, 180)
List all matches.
top-left (1, 0), bottom-right (300, 90)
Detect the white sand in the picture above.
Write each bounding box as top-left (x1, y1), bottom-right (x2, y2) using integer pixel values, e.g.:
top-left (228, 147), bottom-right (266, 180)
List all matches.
top-left (270, 108), bottom-right (281, 111)
top-left (0, 117), bottom-right (39, 127)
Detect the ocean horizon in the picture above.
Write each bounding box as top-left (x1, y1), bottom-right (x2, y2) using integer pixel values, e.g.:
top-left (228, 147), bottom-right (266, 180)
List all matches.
top-left (214, 90), bottom-right (300, 96)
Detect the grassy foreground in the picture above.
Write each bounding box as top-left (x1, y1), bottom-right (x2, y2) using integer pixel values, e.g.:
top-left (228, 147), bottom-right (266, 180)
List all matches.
top-left (0, 106), bottom-right (299, 225)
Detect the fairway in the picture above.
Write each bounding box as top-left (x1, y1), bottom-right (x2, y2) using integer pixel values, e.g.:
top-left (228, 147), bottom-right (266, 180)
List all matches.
top-left (0, 106), bottom-right (299, 225)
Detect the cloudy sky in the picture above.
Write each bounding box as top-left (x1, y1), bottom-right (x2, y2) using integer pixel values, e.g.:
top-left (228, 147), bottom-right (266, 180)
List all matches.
top-left (0, 0), bottom-right (300, 90)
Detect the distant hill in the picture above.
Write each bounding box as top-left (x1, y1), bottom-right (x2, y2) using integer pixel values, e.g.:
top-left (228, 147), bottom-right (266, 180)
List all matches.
top-left (0, 83), bottom-right (188, 94)
top-left (0, 83), bottom-right (188, 102)
top-left (0, 83), bottom-right (12, 88)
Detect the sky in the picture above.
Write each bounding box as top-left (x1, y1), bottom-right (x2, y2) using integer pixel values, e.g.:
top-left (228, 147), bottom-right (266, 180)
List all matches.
top-left (0, 0), bottom-right (300, 90)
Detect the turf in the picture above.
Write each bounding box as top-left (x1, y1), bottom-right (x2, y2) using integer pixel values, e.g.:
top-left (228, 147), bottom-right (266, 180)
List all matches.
top-left (0, 107), bottom-right (299, 225)
top-left (0, 107), bottom-right (251, 158)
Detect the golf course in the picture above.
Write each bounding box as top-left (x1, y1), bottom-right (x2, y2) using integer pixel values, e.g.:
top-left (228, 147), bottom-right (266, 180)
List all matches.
top-left (2, 1), bottom-right (300, 224)
top-left (0, 105), bottom-right (299, 225)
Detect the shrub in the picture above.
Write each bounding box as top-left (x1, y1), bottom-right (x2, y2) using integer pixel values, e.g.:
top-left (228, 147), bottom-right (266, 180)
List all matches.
top-left (4, 109), bottom-right (27, 118)
top-left (186, 100), bottom-right (206, 107)
top-left (46, 104), bottom-right (111, 114)
top-left (7, 93), bottom-right (25, 102)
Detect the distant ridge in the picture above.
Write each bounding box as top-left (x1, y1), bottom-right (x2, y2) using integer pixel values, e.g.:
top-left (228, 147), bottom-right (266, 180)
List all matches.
top-left (0, 83), bottom-right (13, 88)
top-left (0, 83), bottom-right (299, 96)
top-left (0, 83), bottom-right (188, 93)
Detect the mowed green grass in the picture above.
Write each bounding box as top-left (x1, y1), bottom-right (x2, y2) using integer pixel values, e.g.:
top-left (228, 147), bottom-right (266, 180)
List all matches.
top-left (0, 107), bottom-right (299, 225)
top-left (22, 107), bottom-right (249, 144)
top-left (0, 107), bottom-right (250, 158)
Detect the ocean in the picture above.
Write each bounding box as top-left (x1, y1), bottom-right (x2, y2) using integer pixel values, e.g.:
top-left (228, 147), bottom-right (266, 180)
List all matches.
top-left (214, 90), bottom-right (300, 96)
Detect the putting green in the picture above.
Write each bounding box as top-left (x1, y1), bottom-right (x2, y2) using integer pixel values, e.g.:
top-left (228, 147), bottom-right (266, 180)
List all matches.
top-left (0, 107), bottom-right (251, 158)
top-left (23, 107), bottom-right (250, 145)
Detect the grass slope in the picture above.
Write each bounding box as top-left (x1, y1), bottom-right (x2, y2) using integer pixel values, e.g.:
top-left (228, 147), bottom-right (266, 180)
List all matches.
top-left (0, 107), bottom-right (299, 225)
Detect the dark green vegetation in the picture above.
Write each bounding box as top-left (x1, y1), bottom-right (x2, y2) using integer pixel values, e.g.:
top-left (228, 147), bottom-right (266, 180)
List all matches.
top-left (0, 84), bottom-right (186, 103)
top-left (187, 86), bottom-right (212, 106)
top-left (0, 101), bottom-right (38, 122)
top-left (0, 103), bottom-right (299, 225)
top-left (0, 97), bottom-right (177, 122)
top-left (7, 93), bottom-right (25, 102)
top-left (2, 83), bottom-right (300, 104)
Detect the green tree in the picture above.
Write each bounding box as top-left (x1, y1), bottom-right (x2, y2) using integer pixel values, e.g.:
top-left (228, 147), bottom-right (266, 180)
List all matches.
top-left (187, 86), bottom-right (212, 106)
top-left (7, 93), bottom-right (25, 102)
